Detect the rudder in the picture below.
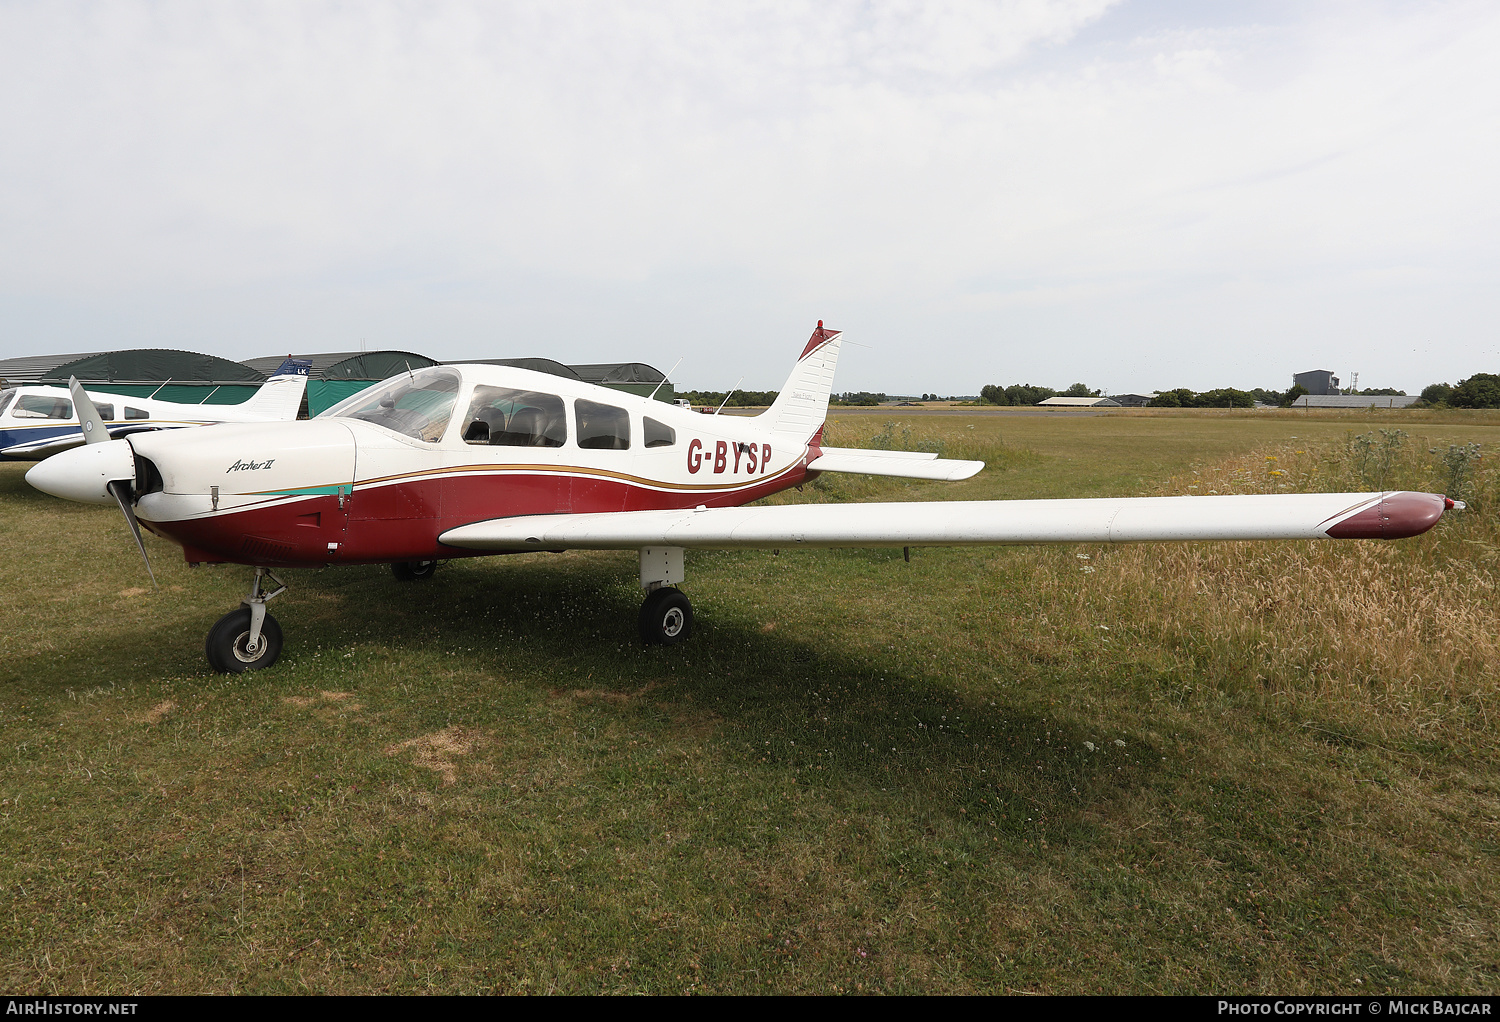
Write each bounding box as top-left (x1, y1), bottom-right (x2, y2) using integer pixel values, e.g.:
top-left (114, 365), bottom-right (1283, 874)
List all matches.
top-left (758, 322), bottom-right (843, 443)
top-left (236, 358), bottom-right (311, 421)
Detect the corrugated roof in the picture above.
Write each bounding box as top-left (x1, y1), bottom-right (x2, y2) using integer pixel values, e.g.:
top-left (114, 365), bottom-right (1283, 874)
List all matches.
top-left (242, 351), bottom-right (438, 380)
top-left (1038, 396), bottom-right (1122, 407)
top-left (450, 358), bottom-right (583, 381)
top-left (570, 362), bottom-right (666, 384)
top-left (43, 349), bottom-right (265, 383)
top-left (1293, 395), bottom-right (1419, 408)
top-left (0, 351), bottom-right (106, 384)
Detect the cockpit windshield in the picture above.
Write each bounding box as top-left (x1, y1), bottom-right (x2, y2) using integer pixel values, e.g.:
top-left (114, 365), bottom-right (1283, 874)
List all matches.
top-left (0, 390), bottom-right (14, 417)
top-left (317, 368), bottom-right (461, 443)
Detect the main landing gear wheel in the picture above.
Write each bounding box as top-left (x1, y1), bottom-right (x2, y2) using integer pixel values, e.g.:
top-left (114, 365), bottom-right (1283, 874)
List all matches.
top-left (391, 560), bottom-right (438, 581)
top-left (205, 607), bottom-right (284, 673)
top-left (639, 587), bottom-right (693, 645)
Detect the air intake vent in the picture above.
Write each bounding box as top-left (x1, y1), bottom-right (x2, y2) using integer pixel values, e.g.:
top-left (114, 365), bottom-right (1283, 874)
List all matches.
top-left (240, 536), bottom-right (297, 562)
top-left (133, 452), bottom-right (164, 497)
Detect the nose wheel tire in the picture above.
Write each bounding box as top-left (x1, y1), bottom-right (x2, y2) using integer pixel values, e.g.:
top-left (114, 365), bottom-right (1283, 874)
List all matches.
top-left (392, 560), bottom-right (438, 581)
top-left (205, 607), bottom-right (284, 673)
top-left (639, 587), bottom-right (693, 645)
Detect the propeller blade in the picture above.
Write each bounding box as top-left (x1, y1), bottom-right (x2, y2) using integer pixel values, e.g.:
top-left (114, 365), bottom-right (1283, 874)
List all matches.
top-left (106, 479), bottom-right (157, 590)
top-left (68, 376), bottom-right (110, 445)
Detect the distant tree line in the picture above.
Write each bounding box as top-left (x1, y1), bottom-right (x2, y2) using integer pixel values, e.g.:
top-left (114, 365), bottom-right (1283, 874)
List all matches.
top-left (974, 377), bottom-right (1500, 409)
top-left (679, 389), bottom-right (780, 408)
top-left (978, 382), bottom-right (1098, 405)
top-left (681, 372), bottom-right (1500, 411)
top-left (1421, 374), bottom-right (1500, 408)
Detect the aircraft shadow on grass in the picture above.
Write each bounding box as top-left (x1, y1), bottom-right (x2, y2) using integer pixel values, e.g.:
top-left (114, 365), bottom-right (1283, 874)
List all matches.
top-left (8, 543), bottom-right (1161, 838)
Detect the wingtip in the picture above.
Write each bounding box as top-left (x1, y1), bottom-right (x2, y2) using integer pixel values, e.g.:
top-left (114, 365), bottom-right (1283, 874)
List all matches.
top-left (1325, 491), bottom-right (1447, 539)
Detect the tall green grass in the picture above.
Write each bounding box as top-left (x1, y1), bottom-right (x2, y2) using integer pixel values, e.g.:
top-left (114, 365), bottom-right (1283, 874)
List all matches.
top-left (0, 411), bottom-right (1497, 994)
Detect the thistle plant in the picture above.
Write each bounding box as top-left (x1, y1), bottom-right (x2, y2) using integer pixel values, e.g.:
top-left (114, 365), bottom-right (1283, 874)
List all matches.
top-left (1432, 442), bottom-right (1482, 501)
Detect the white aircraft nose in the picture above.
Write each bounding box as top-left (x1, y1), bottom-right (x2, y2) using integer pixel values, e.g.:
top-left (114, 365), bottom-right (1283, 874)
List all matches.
top-left (25, 438), bottom-right (135, 505)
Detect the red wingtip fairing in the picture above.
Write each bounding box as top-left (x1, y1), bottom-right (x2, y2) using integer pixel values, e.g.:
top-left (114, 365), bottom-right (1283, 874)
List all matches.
top-left (1325, 492), bottom-right (1447, 539)
top-left (799, 320), bottom-right (840, 359)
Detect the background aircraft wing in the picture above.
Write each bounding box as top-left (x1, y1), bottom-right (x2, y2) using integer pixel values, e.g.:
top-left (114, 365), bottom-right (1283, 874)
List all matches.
top-left (1, 434), bottom-right (86, 459)
top-left (439, 491), bottom-right (1449, 552)
top-left (807, 447), bottom-right (983, 480)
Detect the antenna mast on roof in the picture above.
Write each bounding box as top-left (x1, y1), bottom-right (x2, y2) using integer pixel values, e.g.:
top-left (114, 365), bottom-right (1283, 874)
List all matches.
top-left (647, 357), bottom-right (683, 402)
top-left (714, 378), bottom-right (743, 415)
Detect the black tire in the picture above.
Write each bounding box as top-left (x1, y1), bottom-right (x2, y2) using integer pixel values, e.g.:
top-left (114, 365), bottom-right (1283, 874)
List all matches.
top-left (392, 560), bottom-right (438, 581)
top-left (205, 607), bottom-right (284, 674)
top-left (639, 587), bottom-right (693, 645)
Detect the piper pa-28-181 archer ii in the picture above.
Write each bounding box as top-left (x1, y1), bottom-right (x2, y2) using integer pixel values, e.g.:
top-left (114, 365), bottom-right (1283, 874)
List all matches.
top-left (0, 358), bottom-right (311, 461)
top-left (26, 323), bottom-right (1463, 674)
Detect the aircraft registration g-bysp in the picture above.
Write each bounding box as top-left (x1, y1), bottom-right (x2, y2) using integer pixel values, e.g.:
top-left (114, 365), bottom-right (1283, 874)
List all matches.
top-left (0, 358), bottom-right (311, 460)
top-left (26, 323), bottom-right (1462, 674)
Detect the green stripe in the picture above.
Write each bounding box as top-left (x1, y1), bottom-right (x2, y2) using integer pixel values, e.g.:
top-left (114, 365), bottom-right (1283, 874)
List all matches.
top-left (256, 484), bottom-right (350, 497)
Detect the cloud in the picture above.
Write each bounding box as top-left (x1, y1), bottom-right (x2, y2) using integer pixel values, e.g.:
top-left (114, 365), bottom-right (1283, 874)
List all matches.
top-left (0, 1), bottom-right (1496, 392)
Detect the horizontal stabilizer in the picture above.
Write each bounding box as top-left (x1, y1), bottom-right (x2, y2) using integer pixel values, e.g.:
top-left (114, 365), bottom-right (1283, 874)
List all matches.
top-left (440, 491), bottom-right (1449, 552)
top-left (809, 447), bottom-right (983, 481)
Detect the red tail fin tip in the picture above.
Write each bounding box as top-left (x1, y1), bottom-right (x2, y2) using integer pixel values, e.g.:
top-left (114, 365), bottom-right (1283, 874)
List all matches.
top-left (799, 320), bottom-right (839, 359)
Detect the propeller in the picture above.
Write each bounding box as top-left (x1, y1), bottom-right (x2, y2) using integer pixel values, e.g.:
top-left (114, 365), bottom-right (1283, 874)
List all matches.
top-left (68, 376), bottom-right (109, 446)
top-left (68, 376), bottom-right (157, 589)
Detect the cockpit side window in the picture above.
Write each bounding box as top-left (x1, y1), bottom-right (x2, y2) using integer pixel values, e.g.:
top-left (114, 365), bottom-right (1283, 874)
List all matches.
top-left (643, 416), bottom-right (675, 448)
top-left (460, 386), bottom-right (566, 448)
top-left (0, 391), bottom-right (15, 417)
top-left (13, 395), bottom-right (73, 420)
top-left (576, 399), bottom-right (630, 450)
top-left (318, 368), bottom-right (461, 443)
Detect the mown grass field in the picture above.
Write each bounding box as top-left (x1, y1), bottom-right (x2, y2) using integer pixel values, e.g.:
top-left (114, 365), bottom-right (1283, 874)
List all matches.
top-left (1, 408), bottom-right (1498, 994)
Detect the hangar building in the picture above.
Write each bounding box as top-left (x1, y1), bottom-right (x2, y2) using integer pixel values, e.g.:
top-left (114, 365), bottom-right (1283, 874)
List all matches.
top-left (4, 345), bottom-right (678, 416)
top-left (1293, 370), bottom-right (1341, 396)
top-left (0, 349), bottom-right (267, 404)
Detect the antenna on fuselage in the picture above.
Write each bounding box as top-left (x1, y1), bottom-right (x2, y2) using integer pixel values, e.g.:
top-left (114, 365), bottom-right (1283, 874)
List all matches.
top-left (714, 377), bottom-right (743, 415)
top-left (647, 357), bottom-right (683, 403)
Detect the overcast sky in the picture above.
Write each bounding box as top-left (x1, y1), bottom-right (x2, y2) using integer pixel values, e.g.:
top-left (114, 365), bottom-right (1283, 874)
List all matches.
top-left (1, 0), bottom-right (1496, 394)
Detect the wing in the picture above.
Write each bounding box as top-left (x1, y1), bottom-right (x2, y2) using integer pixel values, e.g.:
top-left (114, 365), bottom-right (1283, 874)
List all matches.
top-left (439, 491), bottom-right (1449, 552)
top-left (807, 447), bottom-right (983, 481)
top-left (2, 434), bottom-right (86, 459)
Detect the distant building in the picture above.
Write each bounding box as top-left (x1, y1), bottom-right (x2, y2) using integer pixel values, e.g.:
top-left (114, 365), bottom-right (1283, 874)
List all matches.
top-left (1293, 395), bottom-right (1420, 409)
top-left (1108, 394), bottom-right (1154, 407)
top-left (1293, 370), bottom-right (1341, 396)
top-left (1037, 396), bottom-right (1121, 408)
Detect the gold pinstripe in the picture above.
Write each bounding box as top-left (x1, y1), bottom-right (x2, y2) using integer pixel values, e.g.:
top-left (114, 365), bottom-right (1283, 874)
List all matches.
top-left (244, 458), bottom-right (803, 497)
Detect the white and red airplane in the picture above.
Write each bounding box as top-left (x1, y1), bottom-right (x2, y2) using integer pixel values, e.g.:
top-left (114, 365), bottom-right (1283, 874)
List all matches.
top-left (25, 323), bottom-right (1460, 674)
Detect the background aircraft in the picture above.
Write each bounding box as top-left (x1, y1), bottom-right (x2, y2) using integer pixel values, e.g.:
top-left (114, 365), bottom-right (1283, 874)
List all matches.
top-left (0, 357), bottom-right (311, 461)
top-left (25, 325), bottom-right (1458, 674)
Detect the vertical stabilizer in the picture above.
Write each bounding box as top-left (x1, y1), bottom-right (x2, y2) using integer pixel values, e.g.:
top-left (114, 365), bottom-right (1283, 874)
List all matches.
top-left (231, 358), bottom-right (312, 421)
top-left (758, 322), bottom-right (843, 443)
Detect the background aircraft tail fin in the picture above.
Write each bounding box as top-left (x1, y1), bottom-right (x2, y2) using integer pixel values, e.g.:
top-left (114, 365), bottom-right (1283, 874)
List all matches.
top-left (757, 322), bottom-right (843, 442)
top-left (236, 358), bottom-right (311, 420)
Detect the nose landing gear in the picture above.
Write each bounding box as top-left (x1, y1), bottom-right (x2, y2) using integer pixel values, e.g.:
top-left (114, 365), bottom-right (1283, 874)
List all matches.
top-left (206, 567), bottom-right (287, 673)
